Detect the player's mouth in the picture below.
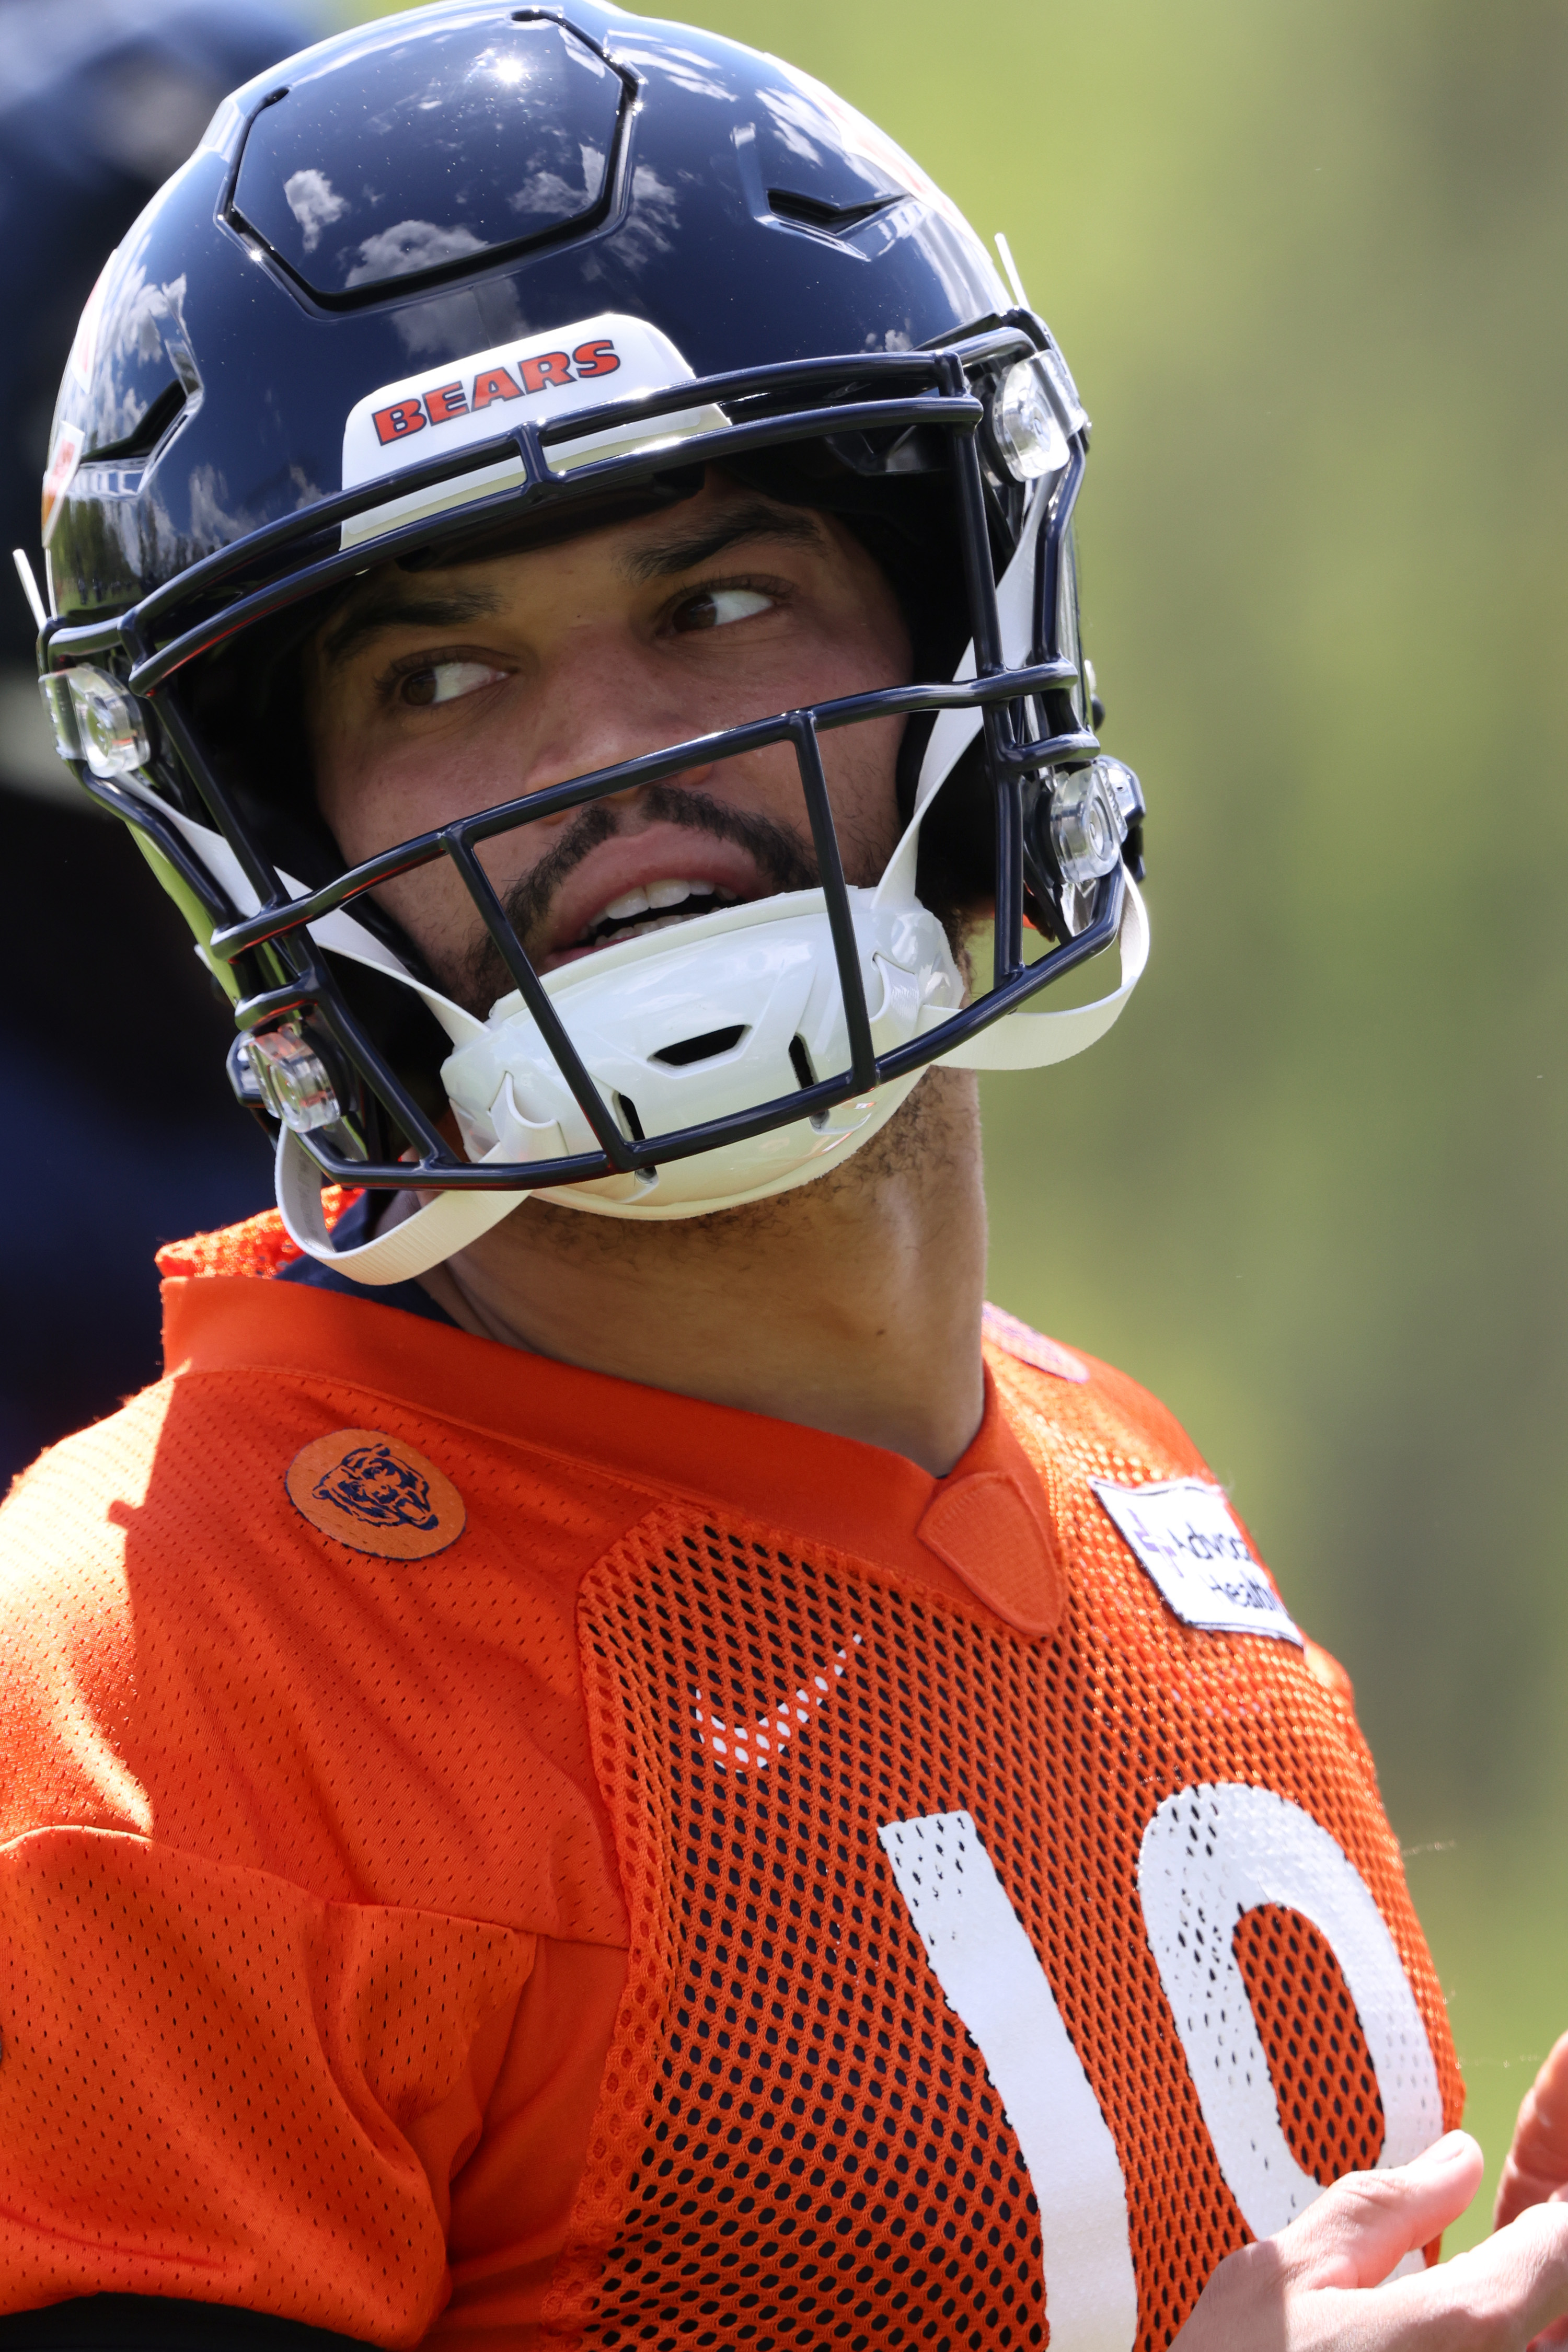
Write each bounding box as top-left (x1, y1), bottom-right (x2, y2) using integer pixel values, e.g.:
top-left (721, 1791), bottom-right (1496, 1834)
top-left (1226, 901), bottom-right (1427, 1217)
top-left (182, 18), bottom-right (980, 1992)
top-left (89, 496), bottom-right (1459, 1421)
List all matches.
top-left (489, 794), bottom-right (821, 994)
top-left (562, 877), bottom-right (743, 957)
top-left (529, 825), bottom-right (792, 975)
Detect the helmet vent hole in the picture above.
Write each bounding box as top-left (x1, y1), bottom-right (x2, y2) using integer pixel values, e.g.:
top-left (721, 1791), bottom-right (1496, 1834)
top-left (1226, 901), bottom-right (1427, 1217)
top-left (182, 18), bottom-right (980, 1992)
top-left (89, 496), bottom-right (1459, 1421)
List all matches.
top-left (614, 1091), bottom-right (645, 1142)
top-left (767, 188), bottom-right (896, 237)
top-left (83, 379), bottom-right (189, 466)
top-left (652, 1025), bottom-right (747, 1068)
top-left (790, 1036), bottom-right (832, 1129)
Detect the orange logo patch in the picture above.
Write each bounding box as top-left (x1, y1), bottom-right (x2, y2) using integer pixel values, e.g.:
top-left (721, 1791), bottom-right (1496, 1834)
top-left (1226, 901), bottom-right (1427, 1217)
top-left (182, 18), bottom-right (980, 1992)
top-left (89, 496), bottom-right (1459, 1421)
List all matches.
top-left (285, 1428), bottom-right (466, 1560)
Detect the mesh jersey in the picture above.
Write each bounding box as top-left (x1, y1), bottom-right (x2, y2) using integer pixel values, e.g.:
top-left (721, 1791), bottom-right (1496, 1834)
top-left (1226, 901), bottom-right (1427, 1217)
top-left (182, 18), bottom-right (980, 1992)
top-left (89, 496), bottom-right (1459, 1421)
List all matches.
top-left (0, 1203), bottom-right (1459, 2352)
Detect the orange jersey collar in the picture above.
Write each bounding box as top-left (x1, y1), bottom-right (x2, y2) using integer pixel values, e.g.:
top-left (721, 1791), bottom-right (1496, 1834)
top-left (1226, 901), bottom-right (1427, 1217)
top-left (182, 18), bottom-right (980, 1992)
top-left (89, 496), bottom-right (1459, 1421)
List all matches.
top-left (160, 1227), bottom-right (1063, 1638)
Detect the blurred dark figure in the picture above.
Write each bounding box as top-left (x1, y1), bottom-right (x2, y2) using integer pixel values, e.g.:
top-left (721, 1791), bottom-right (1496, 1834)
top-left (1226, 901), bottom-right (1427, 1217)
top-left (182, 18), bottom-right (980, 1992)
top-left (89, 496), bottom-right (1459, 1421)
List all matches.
top-left (0, 0), bottom-right (322, 1486)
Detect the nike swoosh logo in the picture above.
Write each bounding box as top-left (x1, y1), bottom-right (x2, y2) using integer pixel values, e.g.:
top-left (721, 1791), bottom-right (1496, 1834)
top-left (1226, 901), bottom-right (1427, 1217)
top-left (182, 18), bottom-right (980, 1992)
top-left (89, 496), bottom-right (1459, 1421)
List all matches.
top-left (690, 1635), bottom-right (861, 1770)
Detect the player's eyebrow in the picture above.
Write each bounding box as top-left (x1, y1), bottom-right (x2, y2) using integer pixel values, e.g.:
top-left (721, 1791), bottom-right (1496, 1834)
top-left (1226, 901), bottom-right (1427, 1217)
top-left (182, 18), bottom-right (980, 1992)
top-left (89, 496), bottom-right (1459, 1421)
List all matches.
top-left (318, 586), bottom-right (504, 671)
top-left (316, 503), bottom-right (824, 670)
top-left (619, 500), bottom-right (827, 584)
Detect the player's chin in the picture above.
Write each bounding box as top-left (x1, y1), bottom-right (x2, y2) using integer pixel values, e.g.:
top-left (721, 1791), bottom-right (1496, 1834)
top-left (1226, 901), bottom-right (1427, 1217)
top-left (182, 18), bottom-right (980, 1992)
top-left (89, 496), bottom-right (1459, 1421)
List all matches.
top-left (814, 1065), bottom-right (981, 1197)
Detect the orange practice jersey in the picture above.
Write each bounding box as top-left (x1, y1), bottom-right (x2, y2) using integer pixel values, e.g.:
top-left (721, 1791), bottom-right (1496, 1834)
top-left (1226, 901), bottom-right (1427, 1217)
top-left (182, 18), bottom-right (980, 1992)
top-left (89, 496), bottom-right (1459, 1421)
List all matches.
top-left (0, 1205), bottom-right (1460, 2350)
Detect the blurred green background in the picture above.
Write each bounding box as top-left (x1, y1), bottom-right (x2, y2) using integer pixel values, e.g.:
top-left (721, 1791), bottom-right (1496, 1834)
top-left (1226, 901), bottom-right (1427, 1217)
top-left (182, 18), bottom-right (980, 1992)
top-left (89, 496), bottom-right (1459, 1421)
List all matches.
top-left (641, 0), bottom-right (1568, 2250)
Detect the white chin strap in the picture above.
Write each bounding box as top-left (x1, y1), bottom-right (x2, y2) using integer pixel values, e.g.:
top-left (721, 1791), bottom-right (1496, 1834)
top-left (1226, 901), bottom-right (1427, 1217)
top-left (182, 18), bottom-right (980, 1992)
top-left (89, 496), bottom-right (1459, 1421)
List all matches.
top-left (275, 1126), bottom-right (516, 1286)
top-left (938, 870), bottom-right (1149, 1071)
top-left (272, 877), bottom-right (1148, 1288)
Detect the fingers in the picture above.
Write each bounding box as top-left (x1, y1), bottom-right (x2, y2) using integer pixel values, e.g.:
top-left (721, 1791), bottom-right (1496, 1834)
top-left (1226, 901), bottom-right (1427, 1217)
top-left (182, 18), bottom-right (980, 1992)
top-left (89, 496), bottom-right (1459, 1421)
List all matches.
top-left (1175, 2162), bottom-right (1568, 2352)
top-left (1278, 2132), bottom-right (1485, 2291)
top-left (1498, 2035), bottom-right (1568, 2230)
top-left (1417, 2197), bottom-right (1568, 2350)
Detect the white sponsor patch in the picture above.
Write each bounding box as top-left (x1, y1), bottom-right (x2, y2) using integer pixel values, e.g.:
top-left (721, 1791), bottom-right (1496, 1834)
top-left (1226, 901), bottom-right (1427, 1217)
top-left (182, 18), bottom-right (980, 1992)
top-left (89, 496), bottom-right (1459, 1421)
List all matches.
top-left (1090, 1476), bottom-right (1302, 1645)
top-left (340, 309), bottom-right (727, 551)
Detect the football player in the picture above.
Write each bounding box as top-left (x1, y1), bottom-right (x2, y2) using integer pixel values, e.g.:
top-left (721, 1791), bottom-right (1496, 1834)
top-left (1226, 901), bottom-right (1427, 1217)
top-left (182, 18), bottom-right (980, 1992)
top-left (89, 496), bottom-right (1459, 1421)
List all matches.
top-left (6, 4), bottom-right (1568, 2347)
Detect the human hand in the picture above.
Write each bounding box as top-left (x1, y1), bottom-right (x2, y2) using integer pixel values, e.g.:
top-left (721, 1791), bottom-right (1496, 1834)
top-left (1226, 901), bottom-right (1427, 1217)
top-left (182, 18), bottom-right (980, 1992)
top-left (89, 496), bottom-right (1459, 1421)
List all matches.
top-left (1497, 2035), bottom-right (1568, 2228)
top-left (1495, 2033), bottom-right (1568, 2349)
top-left (1172, 2131), bottom-right (1568, 2350)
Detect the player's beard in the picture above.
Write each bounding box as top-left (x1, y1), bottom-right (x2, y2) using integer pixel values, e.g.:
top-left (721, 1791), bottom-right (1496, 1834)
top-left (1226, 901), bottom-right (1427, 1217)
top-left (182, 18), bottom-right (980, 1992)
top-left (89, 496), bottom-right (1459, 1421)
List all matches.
top-left (428, 758), bottom-right (979, 1274)
top-left (448, 782), bottom-right (822, 1020)
top-left (473, 1062), bottom-right (983, 1273)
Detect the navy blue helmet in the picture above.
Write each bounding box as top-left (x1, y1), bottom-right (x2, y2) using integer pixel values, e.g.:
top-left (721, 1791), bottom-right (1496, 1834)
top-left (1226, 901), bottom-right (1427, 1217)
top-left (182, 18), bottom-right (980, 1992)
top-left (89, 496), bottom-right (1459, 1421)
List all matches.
top-left (33, 0), bottom-right (1149, 1279)
top-left (0, 0), bottom-right (322, 669)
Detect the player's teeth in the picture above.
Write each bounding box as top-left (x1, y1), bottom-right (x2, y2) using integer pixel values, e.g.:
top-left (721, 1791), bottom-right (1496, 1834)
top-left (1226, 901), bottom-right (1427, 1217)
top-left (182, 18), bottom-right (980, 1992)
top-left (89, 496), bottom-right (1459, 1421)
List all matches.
top-left (609, 912), bottom-right (690, 942)
top-left (583, 889), bottom-right (740, 949)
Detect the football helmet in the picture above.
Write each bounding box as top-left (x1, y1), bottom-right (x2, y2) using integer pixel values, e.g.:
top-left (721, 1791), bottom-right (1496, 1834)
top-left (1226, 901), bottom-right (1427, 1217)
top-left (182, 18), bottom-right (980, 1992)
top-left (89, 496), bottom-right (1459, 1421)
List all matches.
top-left (31, 0), bottom-right (1149, 1283)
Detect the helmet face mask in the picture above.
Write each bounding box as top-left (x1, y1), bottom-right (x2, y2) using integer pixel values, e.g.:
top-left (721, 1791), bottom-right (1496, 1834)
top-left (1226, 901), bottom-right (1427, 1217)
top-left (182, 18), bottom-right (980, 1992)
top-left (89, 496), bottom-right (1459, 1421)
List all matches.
top-left (34, 0), bottom-right (1148, 1281)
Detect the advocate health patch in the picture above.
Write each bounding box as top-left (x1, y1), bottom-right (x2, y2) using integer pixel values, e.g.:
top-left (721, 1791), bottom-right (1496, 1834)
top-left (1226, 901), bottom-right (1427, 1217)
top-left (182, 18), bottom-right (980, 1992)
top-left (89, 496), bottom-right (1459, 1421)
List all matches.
top-left (1091, 1476), bottom-right (1302, 1645)
top-left (286, 1427), bottom-right (466, 1560)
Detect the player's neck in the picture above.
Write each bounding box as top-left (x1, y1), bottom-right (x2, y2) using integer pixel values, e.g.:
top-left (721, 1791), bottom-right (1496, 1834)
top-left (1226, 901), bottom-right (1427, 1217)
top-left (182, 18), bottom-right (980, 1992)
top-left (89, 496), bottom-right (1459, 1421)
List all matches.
top-left (412, 1068), bottom-right (987, 1477)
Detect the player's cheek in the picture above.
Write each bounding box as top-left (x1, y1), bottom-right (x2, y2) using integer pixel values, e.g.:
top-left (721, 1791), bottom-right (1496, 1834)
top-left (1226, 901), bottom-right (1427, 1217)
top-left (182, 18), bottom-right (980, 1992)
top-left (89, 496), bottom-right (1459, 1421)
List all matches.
top-left (383, 856), bottom-right (487, 966)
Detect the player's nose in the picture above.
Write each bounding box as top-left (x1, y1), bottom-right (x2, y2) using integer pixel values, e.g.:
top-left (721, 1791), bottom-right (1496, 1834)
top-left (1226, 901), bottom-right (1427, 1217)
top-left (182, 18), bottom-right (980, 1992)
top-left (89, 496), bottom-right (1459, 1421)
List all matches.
top-left (516, 627), bottom-right (716, 803)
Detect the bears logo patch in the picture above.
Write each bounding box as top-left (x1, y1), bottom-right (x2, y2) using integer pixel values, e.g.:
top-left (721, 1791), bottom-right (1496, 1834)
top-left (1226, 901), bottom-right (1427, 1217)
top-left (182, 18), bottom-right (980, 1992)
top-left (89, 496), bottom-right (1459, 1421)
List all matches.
top-left (285, 1428), bottom-right (466, 1559)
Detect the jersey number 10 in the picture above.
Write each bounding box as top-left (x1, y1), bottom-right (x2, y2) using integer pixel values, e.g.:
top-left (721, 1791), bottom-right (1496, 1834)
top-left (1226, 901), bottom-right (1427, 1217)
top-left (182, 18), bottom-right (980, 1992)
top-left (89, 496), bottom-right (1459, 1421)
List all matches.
top-left (878, 1782), bottom-right (1446, 2352)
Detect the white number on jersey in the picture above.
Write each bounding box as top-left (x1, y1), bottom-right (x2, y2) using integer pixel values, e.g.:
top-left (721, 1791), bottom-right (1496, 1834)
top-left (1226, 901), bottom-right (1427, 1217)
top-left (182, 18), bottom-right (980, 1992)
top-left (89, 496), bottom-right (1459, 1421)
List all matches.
top-left (880, 1785), bottom-right (1446, 2345)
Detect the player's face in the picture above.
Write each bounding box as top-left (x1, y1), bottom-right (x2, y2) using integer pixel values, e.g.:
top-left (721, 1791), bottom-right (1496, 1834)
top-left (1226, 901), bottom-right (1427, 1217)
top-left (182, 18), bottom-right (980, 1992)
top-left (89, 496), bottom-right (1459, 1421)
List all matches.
top-left (305, 472), bottom-right (912, 1013)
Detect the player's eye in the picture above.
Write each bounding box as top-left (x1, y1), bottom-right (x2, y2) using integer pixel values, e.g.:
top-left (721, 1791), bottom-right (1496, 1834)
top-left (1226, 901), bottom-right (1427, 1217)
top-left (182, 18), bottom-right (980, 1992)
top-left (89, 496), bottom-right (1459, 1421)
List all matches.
top-left (397, 659), bottom-right (506, 708)
top-left (671, 586), bottom-right (776, 634)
